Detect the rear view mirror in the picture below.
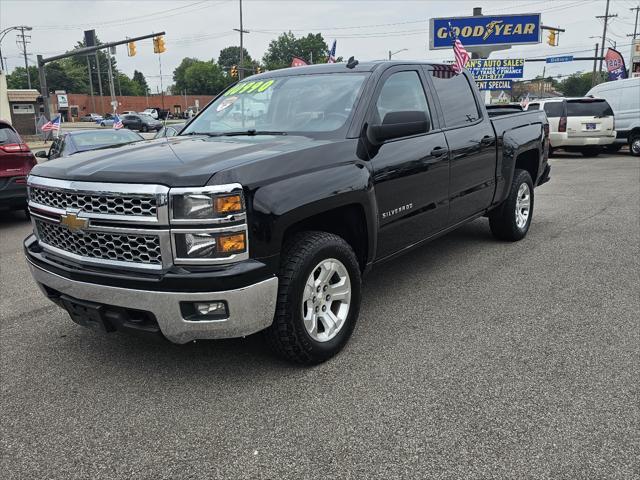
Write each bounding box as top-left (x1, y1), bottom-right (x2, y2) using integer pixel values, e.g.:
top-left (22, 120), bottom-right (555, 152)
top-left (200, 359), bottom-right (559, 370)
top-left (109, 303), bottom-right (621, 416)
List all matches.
top-left (369, 110), bottom-right (429, 144)
top-left (35, 150), bottom-right (48, 159)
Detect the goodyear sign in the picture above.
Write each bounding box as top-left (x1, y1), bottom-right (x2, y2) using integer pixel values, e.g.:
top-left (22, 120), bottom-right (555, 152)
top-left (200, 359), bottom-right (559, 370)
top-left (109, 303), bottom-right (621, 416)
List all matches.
top-left (466, 59), bottom-right (524, 80)
top-left (429, 13), bottom-right (541, 49)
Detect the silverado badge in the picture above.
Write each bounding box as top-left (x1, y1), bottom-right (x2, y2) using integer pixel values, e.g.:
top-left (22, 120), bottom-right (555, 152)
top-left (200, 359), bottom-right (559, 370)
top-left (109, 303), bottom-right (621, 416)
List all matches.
top-left (60, 212), bottom-right (88, 232)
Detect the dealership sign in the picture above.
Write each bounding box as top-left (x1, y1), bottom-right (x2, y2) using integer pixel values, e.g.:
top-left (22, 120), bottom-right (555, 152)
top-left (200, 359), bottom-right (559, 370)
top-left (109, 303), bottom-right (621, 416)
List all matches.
top-left (475, 79), bottom-right (512, 91)
top-left (429, 13), bottom-right (541, 50)
top-left (466, 58), bottom-right (524, 79)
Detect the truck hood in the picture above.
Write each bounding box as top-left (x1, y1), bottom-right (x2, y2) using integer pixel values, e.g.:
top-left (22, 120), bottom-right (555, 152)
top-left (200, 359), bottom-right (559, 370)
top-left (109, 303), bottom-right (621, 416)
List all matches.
top-left (30, 135), bottom-right (331, 187)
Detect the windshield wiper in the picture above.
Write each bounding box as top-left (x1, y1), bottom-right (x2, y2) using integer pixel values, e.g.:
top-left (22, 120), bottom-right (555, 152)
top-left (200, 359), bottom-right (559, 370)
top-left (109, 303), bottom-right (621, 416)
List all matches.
top-left (185, 130), bottom-right (287, 137)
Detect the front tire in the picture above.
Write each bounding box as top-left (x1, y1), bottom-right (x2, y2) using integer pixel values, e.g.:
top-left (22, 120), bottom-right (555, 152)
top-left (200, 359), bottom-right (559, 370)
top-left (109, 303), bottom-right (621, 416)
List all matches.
top-left (489, 169), bottom-right (534, 241)
top-left (264, 231), bottom-right (361, 365)
top-left (141, 125), bottom-right (148, 133)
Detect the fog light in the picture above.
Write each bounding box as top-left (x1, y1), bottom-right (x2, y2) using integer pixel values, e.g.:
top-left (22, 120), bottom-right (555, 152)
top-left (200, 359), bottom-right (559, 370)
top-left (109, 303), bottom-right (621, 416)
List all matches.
top-left (195, 301), bottom-right (226, 316)
top-left (181, 301), bottom-right (229, 321)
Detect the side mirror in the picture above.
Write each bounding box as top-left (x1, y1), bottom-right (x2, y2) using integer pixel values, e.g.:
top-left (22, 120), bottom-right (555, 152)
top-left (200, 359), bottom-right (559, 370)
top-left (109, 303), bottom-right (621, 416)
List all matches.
top-left (35, 150), bottom-right (48, 159)
top-left (368, 111), bottom-right (429, 145)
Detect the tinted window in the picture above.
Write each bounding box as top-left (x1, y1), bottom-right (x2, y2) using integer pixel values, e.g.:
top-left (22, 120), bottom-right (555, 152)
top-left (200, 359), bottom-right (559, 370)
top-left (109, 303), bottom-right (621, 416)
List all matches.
top-left (567, 99), bottom-right (613, 117)
top-left (527, 103), bottom-right (540, 110)
top-left (124, 115), bottom-right (136, 120)
top-left (375, 71), bottom-right (430, 126)
top-left (0, 125), bottom-right (21, 144)
top-left (429, 68), bottom-right (479, 127)
top-left (72, 130), bottom-right (142, 148)
top-left (543, 102), bottom-right (564, 117)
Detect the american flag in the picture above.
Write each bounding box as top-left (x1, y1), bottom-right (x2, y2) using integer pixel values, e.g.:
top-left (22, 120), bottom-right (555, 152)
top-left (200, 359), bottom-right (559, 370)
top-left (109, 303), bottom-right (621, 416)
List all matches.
top-left (520, 93), bottom-right (530, 109)
top-left (327, 40), bottom-right (336, 63)
top-left (41, 115), bottom-right (61, 132)
top-left (113, 114), bottom-right (123, 129)
top-left (448, 23), bottom-right (470, 74)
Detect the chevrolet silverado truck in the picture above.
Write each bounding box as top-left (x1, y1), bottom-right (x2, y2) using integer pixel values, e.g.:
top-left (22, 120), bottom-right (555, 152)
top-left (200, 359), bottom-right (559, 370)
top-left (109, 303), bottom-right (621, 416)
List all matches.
top-left (24, 61), bottom-right (550, 364)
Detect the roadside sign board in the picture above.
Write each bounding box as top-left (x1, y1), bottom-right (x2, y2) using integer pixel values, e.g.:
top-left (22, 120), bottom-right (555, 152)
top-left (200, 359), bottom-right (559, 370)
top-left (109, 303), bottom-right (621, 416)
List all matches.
top-left (466, 58), bottom-right (524, 79)
top-left (475, 79), bottom-right (512, 91)
top-left (546, 55), bottom-right (574, 64)
top-left (429, 13), bottom-right (541, 50)
top-left (57, 94), bottom-right (68, 108)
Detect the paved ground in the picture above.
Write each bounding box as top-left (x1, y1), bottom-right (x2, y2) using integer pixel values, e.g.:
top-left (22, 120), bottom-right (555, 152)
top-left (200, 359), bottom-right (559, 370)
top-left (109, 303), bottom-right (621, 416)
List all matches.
top-left (1, 152), bottom-right (638, 479)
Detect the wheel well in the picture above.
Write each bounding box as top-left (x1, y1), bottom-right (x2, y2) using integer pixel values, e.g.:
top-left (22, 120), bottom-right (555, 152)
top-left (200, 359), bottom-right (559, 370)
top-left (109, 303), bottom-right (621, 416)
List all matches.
top-left (629, 128), bottom-right (640, 141)
top-left (282, 204), bottom-right (369, 271)
top-left (515, 149), bottom-right (539, 184)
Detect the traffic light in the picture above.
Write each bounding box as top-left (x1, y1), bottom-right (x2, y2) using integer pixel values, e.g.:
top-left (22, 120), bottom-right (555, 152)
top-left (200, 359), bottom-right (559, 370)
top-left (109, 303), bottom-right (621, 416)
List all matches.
top-left (231, 65), bottom-right (238, 78)
top-left (127, 41), bottom-right (136, 57)
top-left (153, 35), bottom-right (166, 54)
top-left (255, 65), bottom-right (262, 74)
top-left (547, 30), bottom-right (557, 46)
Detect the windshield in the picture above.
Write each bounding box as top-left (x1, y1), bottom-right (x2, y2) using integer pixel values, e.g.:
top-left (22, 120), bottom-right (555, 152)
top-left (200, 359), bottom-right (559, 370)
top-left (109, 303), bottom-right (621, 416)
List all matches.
top-left (182, 73), bottom-right (368, 136)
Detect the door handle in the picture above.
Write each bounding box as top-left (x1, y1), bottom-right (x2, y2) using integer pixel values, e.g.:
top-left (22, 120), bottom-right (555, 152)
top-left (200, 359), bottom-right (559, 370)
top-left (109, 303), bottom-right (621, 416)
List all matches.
top-left (430, 146), bottom-right (448, 157)
top-left (480, 135), bottom-right (494, 146)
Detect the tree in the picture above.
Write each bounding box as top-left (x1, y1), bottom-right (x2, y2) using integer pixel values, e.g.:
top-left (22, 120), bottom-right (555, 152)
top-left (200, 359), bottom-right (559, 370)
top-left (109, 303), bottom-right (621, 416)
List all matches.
top-left (183, 61), bottom-right (227, 95)
top-left (172, 57), bottom-right (200, 94)
top-left (6, 60), bottom-right (87, 93)
top-left (557, 72), bottom-right (607, 97)
top-left (132, 70), bottom-right (149, 95)
top-left (218, 46), bottom-right (252, 68)
top-left (262, 31), bottom-right (329, 70)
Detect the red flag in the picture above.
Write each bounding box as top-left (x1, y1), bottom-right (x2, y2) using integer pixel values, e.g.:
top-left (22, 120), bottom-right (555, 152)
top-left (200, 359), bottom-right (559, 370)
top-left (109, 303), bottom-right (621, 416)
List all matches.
top-left (291, 57), bottom-right (308, 67)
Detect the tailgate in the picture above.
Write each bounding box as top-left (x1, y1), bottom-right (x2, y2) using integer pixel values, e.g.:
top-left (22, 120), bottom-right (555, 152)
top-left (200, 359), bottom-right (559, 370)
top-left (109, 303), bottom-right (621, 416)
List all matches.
top-left (566, 99), bottom-right (615, 138)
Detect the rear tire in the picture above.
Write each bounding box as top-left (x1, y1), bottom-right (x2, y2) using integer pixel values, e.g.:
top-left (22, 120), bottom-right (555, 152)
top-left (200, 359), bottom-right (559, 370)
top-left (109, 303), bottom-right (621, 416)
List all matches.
top-left (489, 169), bottom-right (534, 242)
top-left (630, 134), bottom-right (640, 157)
top-left (264, 231), bottom-right (361, 365)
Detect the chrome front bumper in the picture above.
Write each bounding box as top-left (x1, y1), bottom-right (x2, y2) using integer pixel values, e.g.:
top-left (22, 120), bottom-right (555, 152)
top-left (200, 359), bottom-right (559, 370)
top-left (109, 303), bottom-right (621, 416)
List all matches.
top-left (27, 260), bottom-right (278, 344)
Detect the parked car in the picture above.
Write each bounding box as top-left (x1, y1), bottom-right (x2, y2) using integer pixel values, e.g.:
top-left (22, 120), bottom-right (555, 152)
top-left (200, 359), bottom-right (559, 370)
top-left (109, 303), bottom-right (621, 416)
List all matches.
top-left (525, 97), bottom-right (616, 156)
top-left (122, 113), bottom-right (162, 132)
top-left (80, 113), bottom-right (103, 122)
top-left (0, 120), bottom-right (36, 215)
top-left (34, 129), bottom-right (144, 160)
top-left (122, 111), bottom-right (137, 116)
top-left (24, 61), bottom-right (550, 364)
top-left (154, 122), bottom-right (186, 138)
top-left (586, 77), bottom-right (640, 156)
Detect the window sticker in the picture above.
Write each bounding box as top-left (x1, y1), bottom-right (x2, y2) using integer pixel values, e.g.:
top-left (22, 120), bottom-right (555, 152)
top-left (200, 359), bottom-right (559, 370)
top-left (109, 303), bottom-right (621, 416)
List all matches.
top-left (223, 79), bottom-right (276, 96)
top-left (216, 96), bottom-right (238, 111)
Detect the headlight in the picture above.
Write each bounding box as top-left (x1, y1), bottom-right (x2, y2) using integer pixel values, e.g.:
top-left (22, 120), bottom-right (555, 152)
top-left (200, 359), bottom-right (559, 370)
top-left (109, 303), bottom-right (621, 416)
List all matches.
top-left (173, 230), bottom-right (247, 260)
top-left (170, 184), bottom-right (244, 222)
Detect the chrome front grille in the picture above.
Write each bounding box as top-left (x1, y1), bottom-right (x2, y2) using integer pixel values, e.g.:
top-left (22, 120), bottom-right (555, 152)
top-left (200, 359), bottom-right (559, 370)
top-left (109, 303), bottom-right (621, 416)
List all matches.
top-left (36, 220), bottom-right (163, 265)
top-left (30, 187), bottom-right (158, 217)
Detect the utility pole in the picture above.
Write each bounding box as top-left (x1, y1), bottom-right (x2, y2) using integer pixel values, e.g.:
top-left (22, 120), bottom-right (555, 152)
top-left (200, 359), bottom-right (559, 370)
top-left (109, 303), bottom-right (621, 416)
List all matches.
top-left (233, 0), bottom-right (249, 79)
top-left (592, 43), bottom-right (599, 87)
top-left (16, 26), bottom-right (32, 88)
top-left (95, 53), bottom-right (104, 114)
top-left (629, 5), bottom-right (640, 39)
top-left (86, 55), bottom-right (96, 113)
top-left (106, 47), bottom-right (117, 114)
top-left (596, 0), bottom-right (617, 72)
top-left (158, 53), bottom-right (165, 112)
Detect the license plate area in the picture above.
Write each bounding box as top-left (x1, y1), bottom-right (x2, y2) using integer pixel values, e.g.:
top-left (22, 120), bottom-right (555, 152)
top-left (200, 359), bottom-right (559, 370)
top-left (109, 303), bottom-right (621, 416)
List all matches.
top-left (585, 123), bottom-right (597, 130)
top-left (60, 295), bottom-right (115, 332)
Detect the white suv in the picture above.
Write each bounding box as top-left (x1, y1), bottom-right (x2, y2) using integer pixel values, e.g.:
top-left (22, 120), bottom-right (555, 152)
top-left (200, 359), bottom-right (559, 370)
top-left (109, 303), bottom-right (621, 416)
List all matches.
top-left (525, 98), bottom-right (616, 156)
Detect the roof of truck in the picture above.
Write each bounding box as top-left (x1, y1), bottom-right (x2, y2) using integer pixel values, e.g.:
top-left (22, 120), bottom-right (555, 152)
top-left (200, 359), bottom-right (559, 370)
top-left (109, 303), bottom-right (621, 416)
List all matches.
top-left (247, 60), bottom-right (452, 79)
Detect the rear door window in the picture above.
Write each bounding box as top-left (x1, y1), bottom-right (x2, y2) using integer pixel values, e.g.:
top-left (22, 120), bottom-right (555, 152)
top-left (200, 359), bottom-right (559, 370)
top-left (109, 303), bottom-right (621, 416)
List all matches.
top-left (543, 102), bottom-right (564, 117)
top-left (527, 103), bottom-right (540, 111)
top-left (567, 99), bottom-right (613, 117)
top-left (428, 68), bottom-right (480, 127)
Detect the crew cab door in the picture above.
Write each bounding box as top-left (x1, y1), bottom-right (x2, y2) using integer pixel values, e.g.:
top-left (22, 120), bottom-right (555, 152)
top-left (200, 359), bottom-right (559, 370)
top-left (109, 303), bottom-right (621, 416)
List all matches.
top-left (425, 67), bottom-right (497, 223)
top-left (367, 66), bottom-right (449, 260)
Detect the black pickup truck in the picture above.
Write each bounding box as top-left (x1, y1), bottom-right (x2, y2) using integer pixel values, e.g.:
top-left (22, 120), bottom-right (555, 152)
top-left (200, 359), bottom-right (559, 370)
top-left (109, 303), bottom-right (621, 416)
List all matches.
top-left (24, 61), bottom-right (550, 364)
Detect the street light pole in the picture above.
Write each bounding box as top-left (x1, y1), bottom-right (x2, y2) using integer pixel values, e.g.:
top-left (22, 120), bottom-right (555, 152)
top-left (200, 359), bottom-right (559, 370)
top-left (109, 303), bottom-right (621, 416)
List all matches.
top-left (0, 25), bottom-right (31, 73)
top-left (388, 48), bottom-right (408, 60)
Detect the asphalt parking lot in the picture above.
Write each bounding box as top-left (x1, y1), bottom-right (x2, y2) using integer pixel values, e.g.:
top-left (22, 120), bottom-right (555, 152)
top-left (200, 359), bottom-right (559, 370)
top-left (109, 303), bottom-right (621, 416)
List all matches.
top-left (1, 152), bottom-right (638, 479)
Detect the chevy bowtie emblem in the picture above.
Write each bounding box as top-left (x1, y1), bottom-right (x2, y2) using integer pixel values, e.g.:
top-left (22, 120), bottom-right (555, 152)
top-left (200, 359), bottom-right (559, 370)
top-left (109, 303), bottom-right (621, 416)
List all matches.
top-left (60, 212), bottom-right (89, 232)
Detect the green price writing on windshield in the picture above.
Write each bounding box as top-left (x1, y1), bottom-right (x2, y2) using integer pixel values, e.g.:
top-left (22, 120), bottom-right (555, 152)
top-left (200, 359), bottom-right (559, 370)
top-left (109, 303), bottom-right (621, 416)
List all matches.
top-left (223, 80), bottom-right (276, 96)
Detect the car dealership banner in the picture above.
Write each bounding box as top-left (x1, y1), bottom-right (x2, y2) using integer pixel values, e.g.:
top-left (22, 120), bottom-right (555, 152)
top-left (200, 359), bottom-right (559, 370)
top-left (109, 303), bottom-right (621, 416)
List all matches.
top-left (465, 58), bottom-right (524, 79)
top-left (475, 79), bottom-right (512, 91)
top-left (429, 13), bottom-right (541, 50)
top-left (605, 48), bottom-right (627, 81)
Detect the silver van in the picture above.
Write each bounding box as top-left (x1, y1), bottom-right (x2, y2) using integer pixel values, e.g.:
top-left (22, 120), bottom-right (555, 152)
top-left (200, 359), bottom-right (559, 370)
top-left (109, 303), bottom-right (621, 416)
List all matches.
top-left (587, 78), bottom-right (640, 156)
